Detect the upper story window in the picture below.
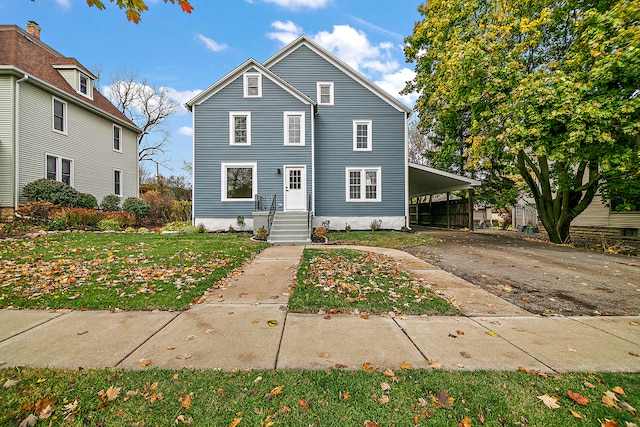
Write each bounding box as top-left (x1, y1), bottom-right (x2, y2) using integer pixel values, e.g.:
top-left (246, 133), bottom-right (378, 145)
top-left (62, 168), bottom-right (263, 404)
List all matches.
top-left (46, 154), bottom-right (73, 186)
top-left (284, 112), bottom-right (305, 146)
top-left (317, 82), bottom-right (334, 105)
top-left (114, 169), bottom-right (123, 197)
top-left (229, 112), bottom-right (252, 145)
top-left (79, 74), bottom-right (89, 95)
top-left (113, 125), bottom-right (122, 152)
top-left (52, 98), bottom-right (67, 134)
top-left (346, 167), bottom-right (381, 202)
top-left (244, 73), bottom-right (262, 98)
top-left (353, 120), bottom-right (372, 151)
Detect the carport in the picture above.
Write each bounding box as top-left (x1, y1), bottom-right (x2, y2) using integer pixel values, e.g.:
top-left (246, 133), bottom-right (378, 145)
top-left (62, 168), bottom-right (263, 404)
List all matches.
top-left (408, 163), bottom-right (481, 229)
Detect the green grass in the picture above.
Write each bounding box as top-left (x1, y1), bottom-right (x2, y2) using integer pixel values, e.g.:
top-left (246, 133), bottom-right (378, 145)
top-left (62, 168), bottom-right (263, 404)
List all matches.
top-left (327, 230), bottom-right (440, 249)
top-left (1, 367), bottom-right (638, 426)
top-left (0, 232), bottom-right (268, 311)
top-left (289, 249), bottom-right (458, 315)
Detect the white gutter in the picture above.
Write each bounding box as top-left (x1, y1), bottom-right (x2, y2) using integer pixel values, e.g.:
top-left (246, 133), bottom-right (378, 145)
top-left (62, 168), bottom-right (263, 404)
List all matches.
top-left (14, 74), bottom-right (28, 210)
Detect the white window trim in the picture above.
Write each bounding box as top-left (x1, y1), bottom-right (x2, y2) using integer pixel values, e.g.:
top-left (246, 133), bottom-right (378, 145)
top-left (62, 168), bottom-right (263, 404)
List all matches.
top-left (45, 153), bottom-right (74, 187)
top-left (52, 97), bottom-right (67, 135)
top-left (113, 124), bottom-right (123, 153)
top-left (353, 120), bottom-right (373, 151)
top-left (229, 112), bottom-right (252, 146)
top-left (283, 111), bottom-right (306, 146)
top-left (113, 168), bottom-right (123, 197)
top-left (316, 82), bottom-right (334, 106)
top-left (221, 162), bottom-right (258, 202)
top-left (78, 73), bottom-right (93, 99)
top-left (243, 72), bottom-right (262, 98)
top-left (345, 167), bottom-right (382, 202)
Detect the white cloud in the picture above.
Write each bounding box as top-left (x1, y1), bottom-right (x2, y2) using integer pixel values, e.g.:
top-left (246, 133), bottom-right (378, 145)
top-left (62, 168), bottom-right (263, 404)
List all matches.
top-left (267, 20), bottom-right (303, 45)
top-left (197, 34), bottom-right (228, 52)
top-left (348, 15), bottom-right (403, 40)
top-left (163, 87), bottom-right (203, 113)
top-left (178, 126), bottom-right (193, 136)
top-left (261, 0), bottom-right (329, 10)
top-left (56, 0), bottom-right (71, 9)
top-left (374, 67), bottom-right (417, 106)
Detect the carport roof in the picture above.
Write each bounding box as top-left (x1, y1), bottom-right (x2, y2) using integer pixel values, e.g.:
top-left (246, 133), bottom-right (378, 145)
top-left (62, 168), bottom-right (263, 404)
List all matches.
top-left (409, 163), bottom-right (481, 198)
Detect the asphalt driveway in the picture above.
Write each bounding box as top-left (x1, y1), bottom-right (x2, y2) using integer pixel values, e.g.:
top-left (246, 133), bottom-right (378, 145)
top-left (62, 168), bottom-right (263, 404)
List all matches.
top-left (404, 229), bottom-right (640, 316)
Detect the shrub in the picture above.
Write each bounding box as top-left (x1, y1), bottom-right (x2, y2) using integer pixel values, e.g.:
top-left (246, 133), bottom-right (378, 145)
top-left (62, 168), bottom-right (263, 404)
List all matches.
top-left (46, 218), bottom-right (67, 231)
top-left (313, 226), bottom-right (327, 238)
top-left (197, 223), bottom-right (206, 233)
top-left (103, 211), bottom-right (136, 228)
top-left (345, 223), bottom-right (352, 233)
top-left (138, 227), bottom-right (149, 233)
top-left (123, 197), bottom-right (150, 218)
top-left (77, 193), bottom-right (98, 209)
top-left (101, 194), bottom-right (121, 212)
top-left (255, 226), bottom-right (268, 240)
top-left (62, 208), bottom-right (101, 228)
top-left (97, 218), bottom-right (121, 231)
top-left (370, 219), bottom-right (382, 231)
top-left (171, 200), bottom-right (191, 222)
top-left (22, 179), bottom-right (83, 207)
top-left (141, 191), bottom-right (172, 223)
top-left (15, 201), bottom-right (57, 224)
top-left (161, 221), bottom-right (192, 232)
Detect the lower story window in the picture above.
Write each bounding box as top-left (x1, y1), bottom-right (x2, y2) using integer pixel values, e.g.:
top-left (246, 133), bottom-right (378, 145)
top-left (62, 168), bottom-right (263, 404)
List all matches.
top-left (114, 169), bottom-right (123, 196)
top-left (46, 154), bottom-right (73, 186)
top-left (222, 162), bottom-right (257, 201)
top-left (346, 167), bottom-right (381, 202)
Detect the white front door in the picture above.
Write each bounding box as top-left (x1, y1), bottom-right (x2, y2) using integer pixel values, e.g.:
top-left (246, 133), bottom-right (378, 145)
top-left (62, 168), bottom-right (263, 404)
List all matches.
top-left (284, 166), bottom-right (306, 211)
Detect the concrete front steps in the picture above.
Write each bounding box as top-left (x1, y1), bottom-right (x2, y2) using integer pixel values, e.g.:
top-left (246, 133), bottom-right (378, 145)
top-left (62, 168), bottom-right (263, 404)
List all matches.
top-left (268, 211), bottom-right (311, 245)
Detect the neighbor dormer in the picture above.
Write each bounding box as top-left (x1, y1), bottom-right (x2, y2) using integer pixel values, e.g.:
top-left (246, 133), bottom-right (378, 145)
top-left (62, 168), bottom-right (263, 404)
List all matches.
top-left (53, 63), bottom-right (96, 100)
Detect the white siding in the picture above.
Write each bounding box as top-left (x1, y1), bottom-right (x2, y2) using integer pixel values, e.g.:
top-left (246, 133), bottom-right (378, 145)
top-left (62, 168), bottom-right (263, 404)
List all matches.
top-left (17, 82), bottom-right (138, 203)
top-left (0, 75), bottom-right (14, 207)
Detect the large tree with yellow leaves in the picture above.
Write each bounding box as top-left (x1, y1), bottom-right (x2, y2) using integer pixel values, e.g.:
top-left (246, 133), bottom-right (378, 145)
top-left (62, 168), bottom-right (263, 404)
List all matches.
top-left (404, 0), bottom-right (640, 243)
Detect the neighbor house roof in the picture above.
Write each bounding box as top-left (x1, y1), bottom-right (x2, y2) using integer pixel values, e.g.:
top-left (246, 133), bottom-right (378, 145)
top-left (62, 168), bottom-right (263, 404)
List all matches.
top-left (185, 58), bottom-right (317, 110)
top-left (263, 35), bottom-right (412, 115)
top-left (409, 163), bottom-right (481, 198)
top-left (0, 24), bottom-right (139, 132)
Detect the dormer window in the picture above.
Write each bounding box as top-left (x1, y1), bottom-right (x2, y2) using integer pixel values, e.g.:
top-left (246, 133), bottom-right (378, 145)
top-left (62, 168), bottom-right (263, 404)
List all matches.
top-left (77, 72), bottom-right (92, 98)
top-left (244, 73), bottom-right (262, 98)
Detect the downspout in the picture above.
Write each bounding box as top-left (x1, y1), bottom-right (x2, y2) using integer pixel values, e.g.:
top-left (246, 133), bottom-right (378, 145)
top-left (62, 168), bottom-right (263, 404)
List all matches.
top-left (14, 74), bottom-right (29, 211)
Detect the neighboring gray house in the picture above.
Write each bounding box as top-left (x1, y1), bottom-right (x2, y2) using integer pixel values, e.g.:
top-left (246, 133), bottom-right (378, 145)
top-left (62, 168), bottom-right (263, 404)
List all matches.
top-left (0, 23), bottom-right (140, 221)
top-left (186, 36), bottom-right (414, 242)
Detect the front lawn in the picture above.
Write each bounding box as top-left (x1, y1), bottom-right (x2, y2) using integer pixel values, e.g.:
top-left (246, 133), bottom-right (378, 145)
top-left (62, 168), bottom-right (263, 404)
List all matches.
top-left (1, 367), bottom-right (638, 427)
top-left (0, 232), bottom-right (268, 311)
top-left (289, 248), bottom-right (458, 315)
top-left (327, 230), bottom-right (439, 249)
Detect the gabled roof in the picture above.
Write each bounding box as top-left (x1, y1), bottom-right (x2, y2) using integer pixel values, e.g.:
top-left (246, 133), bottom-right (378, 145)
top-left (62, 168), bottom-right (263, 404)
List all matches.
top-left (263, 35), bottom-right (412, 114)
top-left (409, 163), bottom-right (481, 198)
top-left (185, 59), bottom-right (316, 110)
top-left (0, 24), bottom-right (138, 132)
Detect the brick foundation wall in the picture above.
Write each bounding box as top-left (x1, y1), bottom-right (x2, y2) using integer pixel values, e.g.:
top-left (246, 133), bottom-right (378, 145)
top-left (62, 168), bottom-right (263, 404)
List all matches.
top-left (0, 207), bottom-right (14, 223)
top-left (570, 226), bottom-right (640, 248)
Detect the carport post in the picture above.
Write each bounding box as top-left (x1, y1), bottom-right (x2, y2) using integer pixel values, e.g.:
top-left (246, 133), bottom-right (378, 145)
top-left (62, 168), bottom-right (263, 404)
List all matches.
top-left (468, 188), bottom-right (474, 231)
top-left (446, 192), bottom-right (450, 229)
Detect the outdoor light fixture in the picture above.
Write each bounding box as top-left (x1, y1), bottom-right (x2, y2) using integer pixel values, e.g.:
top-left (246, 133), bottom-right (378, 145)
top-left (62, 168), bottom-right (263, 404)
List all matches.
top-left (277, 168), bottom-right (281, 174)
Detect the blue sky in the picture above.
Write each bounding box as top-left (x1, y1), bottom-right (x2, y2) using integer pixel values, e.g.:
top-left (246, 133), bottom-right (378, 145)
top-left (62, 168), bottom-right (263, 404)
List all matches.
top-left (2, 0), bottom-right (421, 178)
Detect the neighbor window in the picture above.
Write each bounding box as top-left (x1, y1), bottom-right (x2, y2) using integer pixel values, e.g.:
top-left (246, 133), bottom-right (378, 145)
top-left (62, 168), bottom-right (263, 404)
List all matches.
top-left (53, 98), bottom-right (67, 133)
top-left (229, 112), bottom-right (251, 145)
top-left (114, 169), bottom-right (123, 196)
top-left (317, 82), bottom-right (334, 105)
top-left (244, 73), bottom-right (262, 98)
top-left (346, 167), bottom-right (381, 202)
top-left (222, 163), bottom-right (257, 201)
top-left (353, 120), bottom-right (372, 151)
top-left (113, 125), bottom-right (122, 152)
top-left (284, 112), bottom-right (305, 145)
top-left (46, 154), bottom-right (73, 186)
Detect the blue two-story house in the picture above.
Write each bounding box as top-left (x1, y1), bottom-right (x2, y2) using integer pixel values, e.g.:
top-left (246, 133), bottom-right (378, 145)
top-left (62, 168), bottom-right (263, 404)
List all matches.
top-left (186, 36), bottom-right (413, 243)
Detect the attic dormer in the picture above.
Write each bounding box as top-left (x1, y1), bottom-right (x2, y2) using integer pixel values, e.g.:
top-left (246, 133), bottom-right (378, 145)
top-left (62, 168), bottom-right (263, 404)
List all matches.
top-left (53, 64), bottom-right (96, 100)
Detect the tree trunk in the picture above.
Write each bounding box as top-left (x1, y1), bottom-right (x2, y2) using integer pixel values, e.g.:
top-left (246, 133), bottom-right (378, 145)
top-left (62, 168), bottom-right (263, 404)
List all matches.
top-left (516, 150), bottom-right (599, 244)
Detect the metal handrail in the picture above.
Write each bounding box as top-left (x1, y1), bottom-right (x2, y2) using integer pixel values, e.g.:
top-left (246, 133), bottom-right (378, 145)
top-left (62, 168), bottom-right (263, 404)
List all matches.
top-left (267, 194), bottom-right (277, 234)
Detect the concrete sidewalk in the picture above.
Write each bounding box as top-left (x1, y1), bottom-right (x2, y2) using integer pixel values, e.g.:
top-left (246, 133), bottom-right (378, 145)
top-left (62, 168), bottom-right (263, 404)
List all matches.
top-left (1, 245), bottom-right (639, 373)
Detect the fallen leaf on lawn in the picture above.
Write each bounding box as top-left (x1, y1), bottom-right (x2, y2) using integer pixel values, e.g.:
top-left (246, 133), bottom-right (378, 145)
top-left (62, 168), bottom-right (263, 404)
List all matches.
top-left (570, 409), bottom-right (582, 418)
top-left (620, 401), bottom-right (637, 415)
top-left (35, 396), bottom-right (57, 419)
top-left (267, 320), bottom-right (278, 327)
top-left (175, 415), bottom-right (194, 425)
top-left (181, 394), bottom-right (191, 409)
top-left (340, 391), bottom-right (350, 400)
top-left (318, 352), bottom-right (330, 358)
top-left (460, 351), bottom-right (471, 358)
top-left (362, 362), bottom-right (375, 372)
top-left (602, 420), bottom-right (619, 427)
top-left (299, 398), bottom-right (310, 412)
top-left (376, 394), bottom-right (389, 405)
top-left (485, 331), bottom-right (500, 338)
top-left (584, 381), bottom-right (596, 389)
top-left (139, 358), bottom-right (152, 368)
top-left (63, 399), bottom-right (79, 411)
top-left (3, 379), bottom-right (19, 388)
top-left (428, 360), bottom-right (444, 369)
top-left (613, 386), bottom-right (626, 396)
top-left (456, 330), bottom-right (465, 335)
top-left (360, 313), bottom-right (370, 319)
top-left (380, 382), bottom-right (391, 391)
top-left (18, 414), bottom-right (37, 427)
top-left (626, 422), bottom-right (639, 427)
top-left (36, 378), bottom-right (46, 383)
top-left (401, 361), bottom-right (412, 370)
top-left (383, 369), bottom-right (395, 377)
top-left (270, 386), bottom-right (283, 396)
top-left (364, 421), bottom-right (381, 427)
top-left (150, 381), bottom-right (158, 391)
top-left (459, 417), bottom-right (472, 427)
top-left (568, 390), bottom-right (589, 405)
top-left (478, 412), bottom-right (485, 424)
top-left (434, 389), bottom-right (454, 409)
top-left (602, 392), bottom-right (619, 408)
top-left (98, 386), bottom-right (121, 401)
top-left (537, 394), bottom-right (560, 409)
